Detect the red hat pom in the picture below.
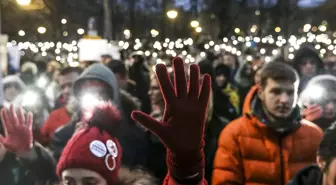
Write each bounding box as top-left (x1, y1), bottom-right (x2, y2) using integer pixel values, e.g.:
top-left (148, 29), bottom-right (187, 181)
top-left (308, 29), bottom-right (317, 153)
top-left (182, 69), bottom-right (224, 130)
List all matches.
top-left (85, 102), bottom-right (122, 135)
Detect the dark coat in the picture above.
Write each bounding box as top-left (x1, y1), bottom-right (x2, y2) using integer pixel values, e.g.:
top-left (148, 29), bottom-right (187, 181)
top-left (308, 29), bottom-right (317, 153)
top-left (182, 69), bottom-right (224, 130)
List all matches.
top-left (0, 143), bottom-right (57, 185)
top-left (288, 165), bottom-right (322, 185)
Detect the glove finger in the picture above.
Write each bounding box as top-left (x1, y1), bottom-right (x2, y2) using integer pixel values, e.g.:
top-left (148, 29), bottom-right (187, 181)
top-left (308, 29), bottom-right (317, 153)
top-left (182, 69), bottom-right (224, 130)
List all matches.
top-left (156, 64), bottom-right (175, 102)
top-left (0, 134), bottom-right (5, 145)
top-left (188, 64), bottom-right (200, 99)
top-left (17, 107), bottom-right (25, 126)
top-left (131, 111), bottom-right (163, 136)
top-left (26, 112), bottom-right (33, 131)
top-left (173, 57), bottom-right (187, 98)
top-left (9, 105), bottom-right (18, 127)
top-left (199, 74), bottom-right (212, 106)
top-left (1, 108), bottom-right (12, 134)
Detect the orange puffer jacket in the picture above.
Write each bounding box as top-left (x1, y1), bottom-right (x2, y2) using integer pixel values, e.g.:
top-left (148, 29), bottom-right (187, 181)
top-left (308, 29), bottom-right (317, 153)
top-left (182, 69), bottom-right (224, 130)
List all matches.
top-left (212, 85), bottom-right (323, 185)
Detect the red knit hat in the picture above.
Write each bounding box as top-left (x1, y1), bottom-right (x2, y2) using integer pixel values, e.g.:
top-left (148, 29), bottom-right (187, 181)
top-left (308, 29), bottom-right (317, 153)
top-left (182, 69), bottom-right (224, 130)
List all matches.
top-left (56, 102), bottom-right (122, 185)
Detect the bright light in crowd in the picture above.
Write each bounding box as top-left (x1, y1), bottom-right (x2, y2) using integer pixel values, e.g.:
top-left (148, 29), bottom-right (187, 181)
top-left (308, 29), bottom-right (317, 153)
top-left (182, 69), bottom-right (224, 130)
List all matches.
top-left (37, 76), bottom-right (48, 88)
top-left (18, 30), bottom-right (25, 36)
top-left (196, 27), bottom-right (202, 33)
top-left (250, 25), bottom-right (257, 33)
top-left (315, 44), bottom-right (321, 50)
top-left (16, 0), bottom-right (31, 6)
top-left (246, 42), bottom-right (252, 47)
top-left (260, 48), bottom-right (266, 54)
top-left (150, 29), bottom-right (159, 37)
top-left (167, 10), bottom-right (178, 19)
top-left (288, 54), bottom-right (294, 60)
top-left (61, 18), bottom-right (67, 24)
top-left (200, 52), bottom-right (206, 57)
top-left (37, 27), bottom-right (47, 34)
top-left (190, 20), bottom-right (200, 28)
top-left (124, 29), bottom-right (130, 36)
top-left (246, 55), bottom-right (253, 61)
top-left (77, 28), bottom-right (85, 35)
top-left (265, 56), bottom-right (271, 63)
top-left (319, 25), bottom-right (327, 32)
top-left (307, 85), bottom-right (324, 101)
top-left (303, 24), bottom-right (311, 32)
top-left (275, 27), bottom-right (281, 33)
top-left (81, 94), bottom-right (101, 109)
top-left (22, 91), bottom-right (38, 107)
top-left (272, 49), bottom-right (278, 55)
top-left (234, 28), bottom-right (240, 34)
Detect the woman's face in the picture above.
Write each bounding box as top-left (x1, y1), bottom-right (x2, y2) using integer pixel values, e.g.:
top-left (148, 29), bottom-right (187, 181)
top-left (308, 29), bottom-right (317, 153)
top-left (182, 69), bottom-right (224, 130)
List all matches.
top-left (4, 85), bottom-right (20, 102)
top-left (62, 168), bottom-right (107, 185)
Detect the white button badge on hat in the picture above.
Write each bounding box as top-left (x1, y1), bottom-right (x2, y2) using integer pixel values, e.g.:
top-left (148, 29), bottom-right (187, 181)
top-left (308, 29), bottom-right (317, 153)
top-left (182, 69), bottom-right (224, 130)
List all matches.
top-left (105, 139), bottom-right (118, 171)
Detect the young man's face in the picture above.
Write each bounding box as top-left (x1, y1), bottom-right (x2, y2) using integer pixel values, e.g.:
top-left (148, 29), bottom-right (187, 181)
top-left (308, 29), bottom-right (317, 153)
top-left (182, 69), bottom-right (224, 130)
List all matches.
top-left (259, 79), bottom-right (297, 119)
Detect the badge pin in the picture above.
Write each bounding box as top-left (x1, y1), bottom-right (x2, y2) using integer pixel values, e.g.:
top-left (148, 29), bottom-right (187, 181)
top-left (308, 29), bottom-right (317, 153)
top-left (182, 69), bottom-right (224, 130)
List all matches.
top-left (89, 140), bottom-right (107, 158)
top-left (106, 139), bottom-right (118, 158)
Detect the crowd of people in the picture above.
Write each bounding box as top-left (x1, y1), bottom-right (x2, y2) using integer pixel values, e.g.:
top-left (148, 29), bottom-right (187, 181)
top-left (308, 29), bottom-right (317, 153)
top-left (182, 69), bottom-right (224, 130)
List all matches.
top-left (1, 44), bottom-right (336, 185)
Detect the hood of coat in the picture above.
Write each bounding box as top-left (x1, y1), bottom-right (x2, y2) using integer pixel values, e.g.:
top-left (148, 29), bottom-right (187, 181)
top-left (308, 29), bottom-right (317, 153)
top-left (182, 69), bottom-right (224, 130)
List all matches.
top-left (288, 165), bottom-right (322, 185)
top-left (293, 46), bottom-right (324, 76)
top-left (73, 63), bottom-right (120, 106)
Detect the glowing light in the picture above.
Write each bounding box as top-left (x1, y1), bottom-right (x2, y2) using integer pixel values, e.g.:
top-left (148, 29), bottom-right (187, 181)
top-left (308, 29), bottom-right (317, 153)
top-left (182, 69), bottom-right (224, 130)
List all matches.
top-left (167, 10), bottom-right (178, 19)
top-left (190, 20), bottom-right (200, 28)
top-left (246, 55), bottom-right (253, 61)
top-left (22, 91), bottom-right (38, 107)
top-left (234, 28), bottom-right (240, 34)
top-left (196, 27), bottom-right (202, 33)
top-left (260, 48), bottom-right (266, 54)
top-left (303, 24), bottom-right (311, 32)
top-left (319, 25), bottom-right (327, 32)
top-left (275, 27), bottom-right (281, 33)
top-left (37, 27), bottom-right (47, 34)
top-left (16, 0), bottom-right (31, 6)
top-left (77, 28), bottom-right (85, 35)
top-left (18, 30), bottom-right (25, 36)
top-left (61, 19), bottom-right (67, 24)
top-left (123, 29), bottom-right (130, 36)
top-left (288, 54), bottom-right (294, 60)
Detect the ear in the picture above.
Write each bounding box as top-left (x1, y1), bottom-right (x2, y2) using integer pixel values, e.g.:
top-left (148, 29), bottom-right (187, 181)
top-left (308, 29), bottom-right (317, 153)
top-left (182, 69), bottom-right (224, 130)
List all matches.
top-left (317, 155), bottom-right (326, 170)
top-left (258, 87), bottom-right (264, 101)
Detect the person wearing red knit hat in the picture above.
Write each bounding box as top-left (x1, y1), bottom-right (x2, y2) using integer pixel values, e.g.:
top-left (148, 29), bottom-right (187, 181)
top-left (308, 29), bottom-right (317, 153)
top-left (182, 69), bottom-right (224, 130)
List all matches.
top-left (56, 102), bottom-right (123, 185)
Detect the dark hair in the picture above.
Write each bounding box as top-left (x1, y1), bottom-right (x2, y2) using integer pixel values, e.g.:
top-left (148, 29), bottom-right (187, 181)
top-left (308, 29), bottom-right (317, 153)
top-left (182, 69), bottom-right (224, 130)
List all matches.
top-left (260, 62), bottom-right (299, 88)
top-left (106, 60), bottom-right (127, 77)
top-left (318, 122), bottom-right (336, 171)
top-left (60, 67), bottom-right (83, 76)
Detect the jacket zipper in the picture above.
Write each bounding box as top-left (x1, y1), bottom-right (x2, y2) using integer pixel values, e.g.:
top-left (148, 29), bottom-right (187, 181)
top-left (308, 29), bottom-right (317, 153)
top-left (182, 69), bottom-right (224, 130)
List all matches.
top-left (278, 137), bottom-right (285, 185)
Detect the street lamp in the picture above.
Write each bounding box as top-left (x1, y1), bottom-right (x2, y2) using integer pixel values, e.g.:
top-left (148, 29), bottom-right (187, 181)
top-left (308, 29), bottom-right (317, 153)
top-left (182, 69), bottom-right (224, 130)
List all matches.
top-left (190, 20), bottom-right (199, 28)
top-left (167, 10), bottom-right (178, 19)
top-left (37, 26), bottom-right (46, 34)
top-left (16, 0), bottom-right (31, 6)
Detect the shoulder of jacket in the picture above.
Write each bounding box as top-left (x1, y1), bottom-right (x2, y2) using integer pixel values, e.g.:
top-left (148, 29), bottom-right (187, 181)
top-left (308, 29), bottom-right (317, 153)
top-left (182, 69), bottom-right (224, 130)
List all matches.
top-left (300, 119), bottom-right (323, 134)
top-left (221, 116), bottom-right (251, 135)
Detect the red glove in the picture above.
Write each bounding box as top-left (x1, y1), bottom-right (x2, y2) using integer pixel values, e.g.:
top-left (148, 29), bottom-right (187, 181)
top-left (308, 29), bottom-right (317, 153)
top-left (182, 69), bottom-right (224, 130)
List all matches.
top-left (132, 57), bottom-right (211, 178)
top-left (0, 105), bottom-right (33, 155)
top-left (302, 104), bottom-right (323, 121)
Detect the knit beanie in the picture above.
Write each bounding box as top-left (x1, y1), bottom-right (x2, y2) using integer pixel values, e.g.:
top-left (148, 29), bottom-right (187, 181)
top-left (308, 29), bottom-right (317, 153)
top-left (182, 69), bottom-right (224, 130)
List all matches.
top-left (57, 102), bottom-right (122, 185)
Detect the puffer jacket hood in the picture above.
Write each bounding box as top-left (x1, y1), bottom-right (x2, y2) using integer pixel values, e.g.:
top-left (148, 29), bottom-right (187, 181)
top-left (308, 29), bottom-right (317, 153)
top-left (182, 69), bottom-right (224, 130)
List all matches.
top-left (288, 165), bottom-right (322, 185)
top-left (293, 46), bottom-right (324, 75)
top-left (3, 75), bottom-right (26, 91)
top-left (73, 64), bottom-right (120, 106)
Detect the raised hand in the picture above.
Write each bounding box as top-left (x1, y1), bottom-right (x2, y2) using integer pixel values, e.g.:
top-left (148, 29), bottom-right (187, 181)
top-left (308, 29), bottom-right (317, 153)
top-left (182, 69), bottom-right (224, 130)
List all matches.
top-left (131, 57), bottom-right (211, 177)
top-left (0, 105), bottom-right (33, 155)
top-left (302, 104), bottom-right (323, 121)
